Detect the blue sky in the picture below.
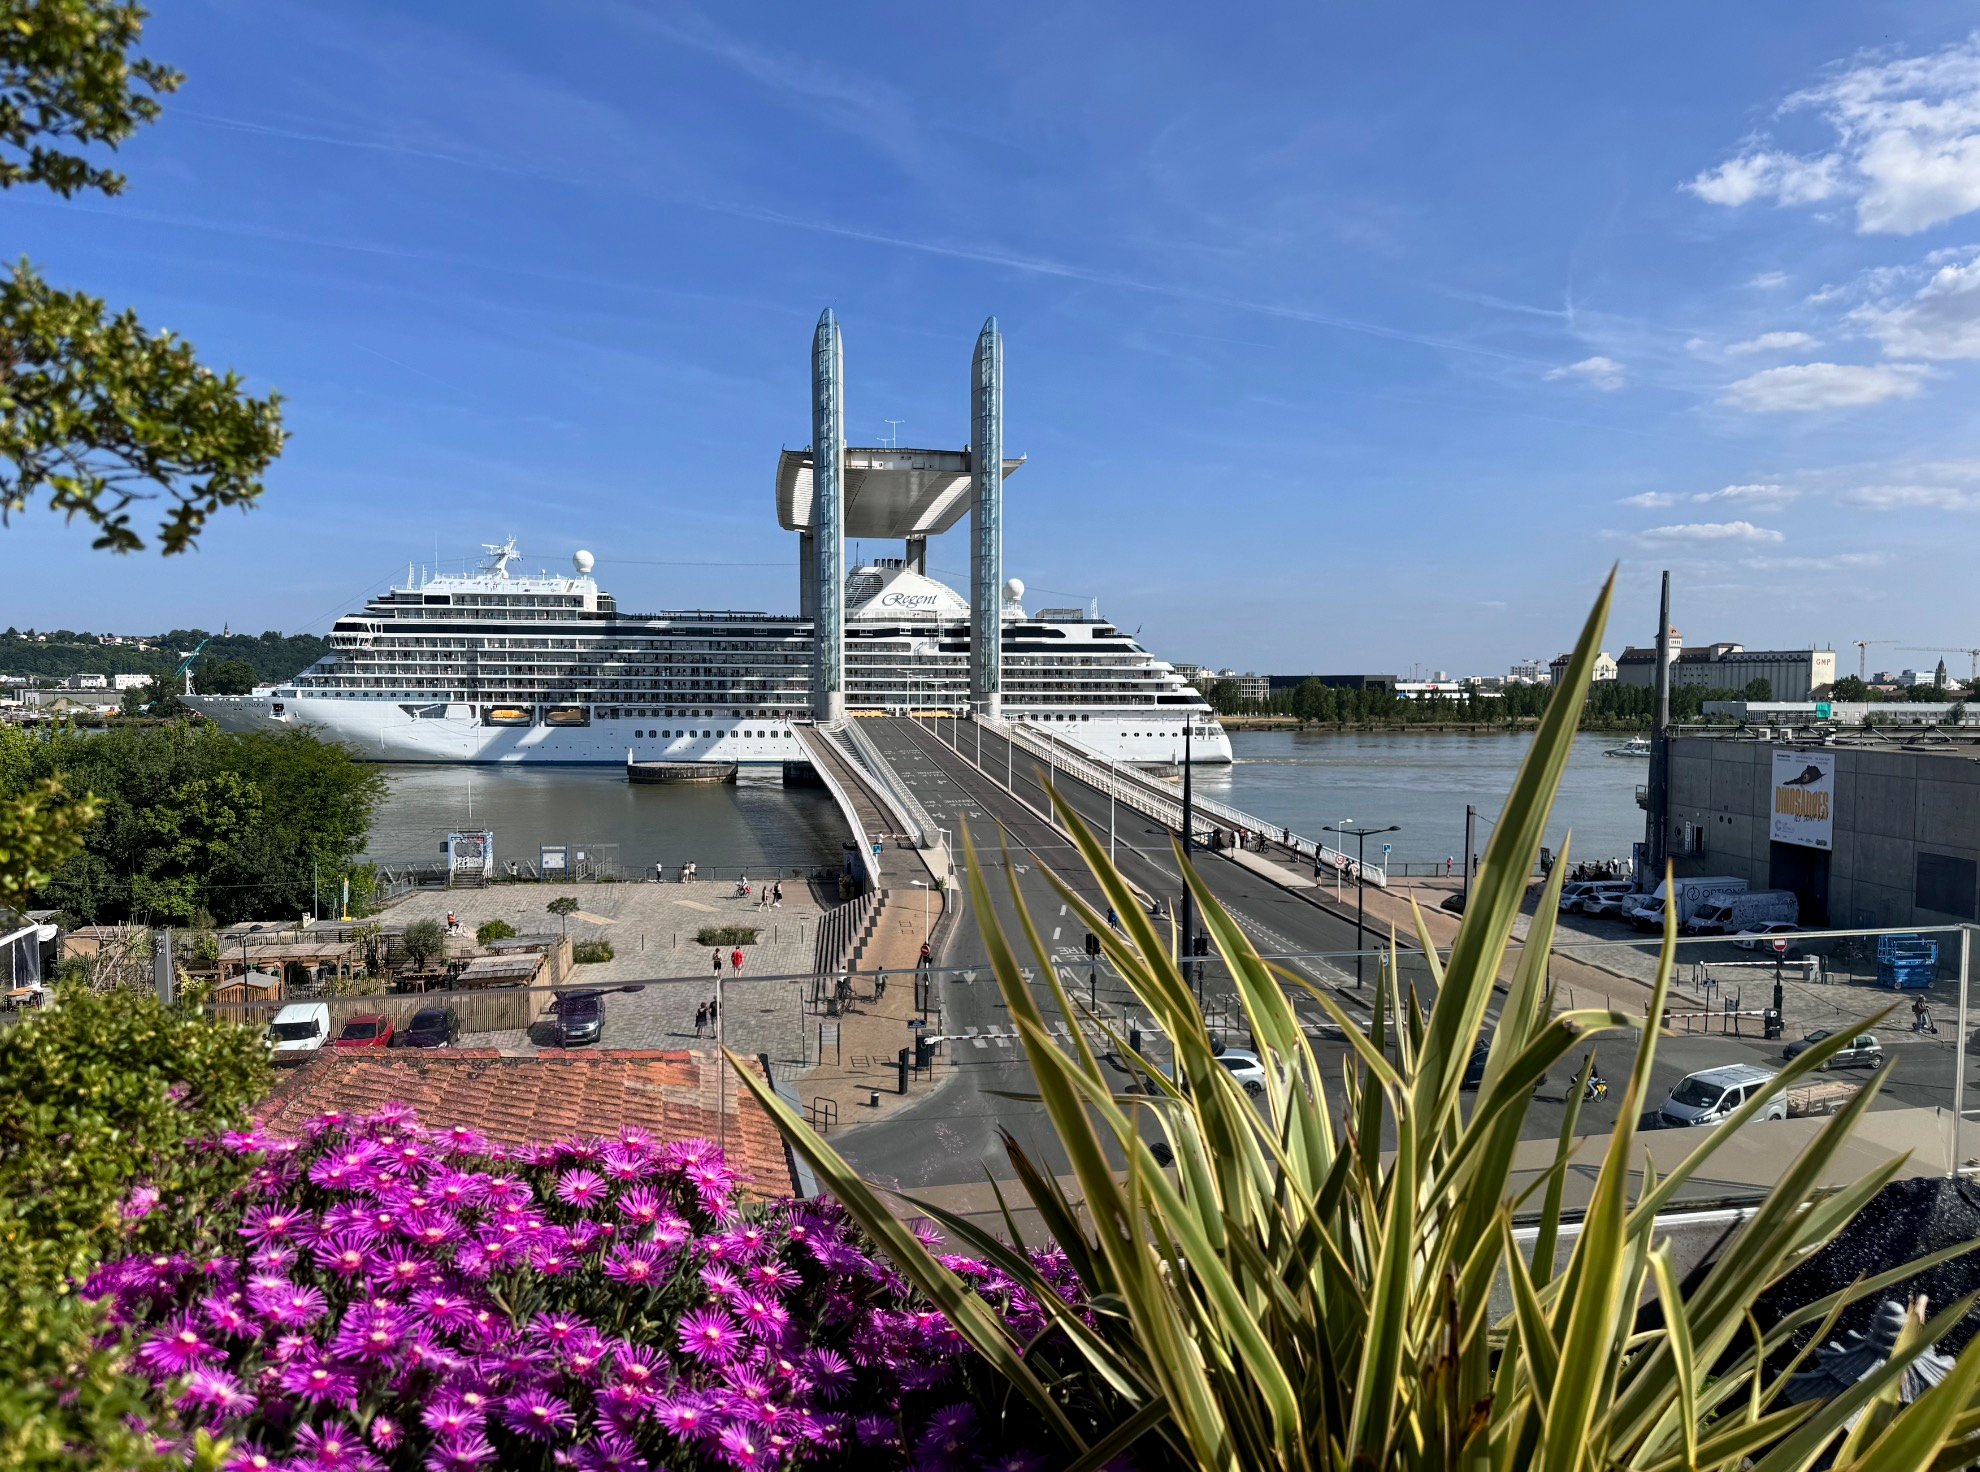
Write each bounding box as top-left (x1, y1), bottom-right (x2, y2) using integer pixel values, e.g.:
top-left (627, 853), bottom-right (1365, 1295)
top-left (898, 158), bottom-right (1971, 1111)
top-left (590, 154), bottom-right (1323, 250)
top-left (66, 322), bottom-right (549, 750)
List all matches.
top-left (10, 1), bottom-right (1980, 676)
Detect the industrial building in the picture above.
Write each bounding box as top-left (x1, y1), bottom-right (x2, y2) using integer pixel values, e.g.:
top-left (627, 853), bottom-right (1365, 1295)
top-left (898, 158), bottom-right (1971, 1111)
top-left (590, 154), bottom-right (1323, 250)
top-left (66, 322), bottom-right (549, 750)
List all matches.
top-left (1609, 630), bottom-right (1837, 701)
top-left (1662, 730), bottom-right (1980, 928)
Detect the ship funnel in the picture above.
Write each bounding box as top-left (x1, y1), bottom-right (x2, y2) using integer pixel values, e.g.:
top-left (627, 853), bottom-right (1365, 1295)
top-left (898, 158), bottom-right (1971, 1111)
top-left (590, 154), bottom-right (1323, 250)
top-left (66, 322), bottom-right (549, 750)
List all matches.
top-left (970, 316), bottom-right (1003, 719)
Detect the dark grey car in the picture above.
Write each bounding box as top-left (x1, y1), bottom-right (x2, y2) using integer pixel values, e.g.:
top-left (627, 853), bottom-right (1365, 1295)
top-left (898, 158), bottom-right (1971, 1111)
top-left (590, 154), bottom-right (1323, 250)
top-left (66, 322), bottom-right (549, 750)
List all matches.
top-left (1781, 1030), bottom-right (1883, 1070)
top-left (553, 989), bottom-right (604, 1046)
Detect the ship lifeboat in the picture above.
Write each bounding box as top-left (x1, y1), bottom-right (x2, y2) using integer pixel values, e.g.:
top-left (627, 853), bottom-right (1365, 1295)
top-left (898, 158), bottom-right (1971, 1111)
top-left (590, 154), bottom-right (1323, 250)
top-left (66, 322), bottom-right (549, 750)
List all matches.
top-left (482, 706), bottom-right (534, 726)
top-left (543, 705), bottom-right (590, 727)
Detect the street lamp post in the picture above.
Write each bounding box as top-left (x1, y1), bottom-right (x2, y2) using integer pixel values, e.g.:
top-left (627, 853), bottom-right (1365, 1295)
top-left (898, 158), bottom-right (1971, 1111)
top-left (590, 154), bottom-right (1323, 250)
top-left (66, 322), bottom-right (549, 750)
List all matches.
top-left (1178, 724), bottom-right (1196, 1003)
top-left (1323, 822), bottom-right (1400, 989)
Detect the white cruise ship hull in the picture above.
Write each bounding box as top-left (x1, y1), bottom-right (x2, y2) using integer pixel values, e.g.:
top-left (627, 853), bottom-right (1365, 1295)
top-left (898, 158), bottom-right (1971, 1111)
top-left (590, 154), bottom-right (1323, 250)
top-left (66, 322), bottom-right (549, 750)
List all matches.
top-left (184, 694), bottom-right (1232, 766)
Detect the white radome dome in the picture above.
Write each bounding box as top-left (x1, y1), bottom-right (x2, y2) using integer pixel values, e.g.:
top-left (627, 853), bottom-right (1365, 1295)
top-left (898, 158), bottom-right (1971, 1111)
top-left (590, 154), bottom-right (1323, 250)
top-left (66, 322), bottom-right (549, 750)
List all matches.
top-left (573, 550), bottom-right (595, 576)
top-left (1003, 577), bottom-right (1025, 602)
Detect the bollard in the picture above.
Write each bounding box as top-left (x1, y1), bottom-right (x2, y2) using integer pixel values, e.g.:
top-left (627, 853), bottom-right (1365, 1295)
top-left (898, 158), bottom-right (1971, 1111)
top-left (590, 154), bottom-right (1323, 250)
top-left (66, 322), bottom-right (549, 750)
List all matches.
top-left (897, 1047), bottom-right (910, 1095)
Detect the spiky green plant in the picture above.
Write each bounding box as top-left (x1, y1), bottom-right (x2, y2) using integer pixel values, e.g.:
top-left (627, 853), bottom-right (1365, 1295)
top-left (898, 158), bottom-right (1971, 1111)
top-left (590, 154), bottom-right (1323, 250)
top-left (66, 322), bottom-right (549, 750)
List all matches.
top-left (734, 576), bottom-right (1980, 1471)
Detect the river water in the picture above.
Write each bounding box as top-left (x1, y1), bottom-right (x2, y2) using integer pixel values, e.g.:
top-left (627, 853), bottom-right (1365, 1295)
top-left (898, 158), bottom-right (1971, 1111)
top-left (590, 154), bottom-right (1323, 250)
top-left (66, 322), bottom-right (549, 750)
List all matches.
top-left (1206, 729), bottom-right (1644, 870)
top-left (362, 730), bottom-right (1644, 879)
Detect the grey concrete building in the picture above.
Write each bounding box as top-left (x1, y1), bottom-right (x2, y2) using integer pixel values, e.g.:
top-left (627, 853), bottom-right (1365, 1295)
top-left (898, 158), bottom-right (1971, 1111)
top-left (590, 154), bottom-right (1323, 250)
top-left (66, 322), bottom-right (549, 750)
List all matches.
top-left (1665, 732), bottom-right (1980, 928)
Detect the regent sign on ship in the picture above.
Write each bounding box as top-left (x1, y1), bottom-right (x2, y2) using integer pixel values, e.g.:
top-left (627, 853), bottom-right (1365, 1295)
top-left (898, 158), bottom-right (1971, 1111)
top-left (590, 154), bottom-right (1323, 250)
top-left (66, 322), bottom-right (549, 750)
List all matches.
top-left (185, 308), bottom-right (1228, 768)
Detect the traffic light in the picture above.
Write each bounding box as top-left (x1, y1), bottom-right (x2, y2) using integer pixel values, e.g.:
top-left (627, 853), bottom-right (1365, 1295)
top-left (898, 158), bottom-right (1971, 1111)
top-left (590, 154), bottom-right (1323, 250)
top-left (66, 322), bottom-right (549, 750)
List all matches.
top-left (1084, 930), bottom-right (1101, 957)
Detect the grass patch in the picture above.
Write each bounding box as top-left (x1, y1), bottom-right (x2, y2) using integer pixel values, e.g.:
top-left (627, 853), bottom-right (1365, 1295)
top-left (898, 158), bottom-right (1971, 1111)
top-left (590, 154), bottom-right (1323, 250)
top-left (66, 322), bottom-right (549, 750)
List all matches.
top-left (572, 941), bottom-right (614, 964)
top-left (695, 926), bottom-right (759, 947)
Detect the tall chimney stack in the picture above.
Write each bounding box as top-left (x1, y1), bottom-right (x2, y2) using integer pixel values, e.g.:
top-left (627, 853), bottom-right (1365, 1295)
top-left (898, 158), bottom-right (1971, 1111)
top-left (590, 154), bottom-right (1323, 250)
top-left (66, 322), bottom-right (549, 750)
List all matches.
top-left (811, 310), bottom-right (845, 721)
top-left (969, 317), bottom-right (1003, 719)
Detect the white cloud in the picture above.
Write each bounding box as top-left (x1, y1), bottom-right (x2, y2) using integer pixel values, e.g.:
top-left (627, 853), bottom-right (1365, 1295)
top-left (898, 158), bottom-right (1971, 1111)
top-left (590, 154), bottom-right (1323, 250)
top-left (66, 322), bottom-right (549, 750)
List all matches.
top-left (1849, 249), bottom-right (1980, 358)
top-left (1726, 330), bottom-right (1820, 355)
top-left (1748, 271), bottom-right (1791, 289)
top-left (1720, 361), bottom-right (1930, 411)
top-left (1640, 520), bottom-right (1787, 544)
top-left (1740, 551), bottom-right (1888, 571)
top-left (1543, 355), bottom-right (1625, 390)
top-left (1842, 483), bottom-right (1980, 510)
top-left (1687, 34), bottom-right (1980, 234)
top-left (1620, 491), bottom-right (1679, 508)
top-left (1698, 482), bottom-right (1800, 506)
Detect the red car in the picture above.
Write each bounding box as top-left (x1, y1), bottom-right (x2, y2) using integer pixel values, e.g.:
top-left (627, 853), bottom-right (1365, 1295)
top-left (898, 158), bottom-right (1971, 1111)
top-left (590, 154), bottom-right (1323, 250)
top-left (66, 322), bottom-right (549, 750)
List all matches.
top-left (334, 1014), bottom-right (394, 1049)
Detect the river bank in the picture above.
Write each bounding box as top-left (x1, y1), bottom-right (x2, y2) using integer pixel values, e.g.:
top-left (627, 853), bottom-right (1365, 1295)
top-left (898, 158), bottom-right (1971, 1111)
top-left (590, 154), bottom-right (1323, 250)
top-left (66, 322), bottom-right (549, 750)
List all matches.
top-left (1216, 713), bottom-right (1653, 734)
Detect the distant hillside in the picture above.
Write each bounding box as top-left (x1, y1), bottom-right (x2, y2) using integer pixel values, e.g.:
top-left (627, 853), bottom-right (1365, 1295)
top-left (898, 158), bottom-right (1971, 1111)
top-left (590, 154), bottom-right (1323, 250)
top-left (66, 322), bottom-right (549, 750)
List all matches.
top-left (0, 628), bottom-right (329, 684)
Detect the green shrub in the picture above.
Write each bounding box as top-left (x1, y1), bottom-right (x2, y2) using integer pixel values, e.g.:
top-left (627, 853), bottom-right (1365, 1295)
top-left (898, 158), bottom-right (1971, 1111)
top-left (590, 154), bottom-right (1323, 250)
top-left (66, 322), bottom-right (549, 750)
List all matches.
top-left (572, 940), bottom-right (614, 964)
top-left (695, 925), bottom-right (758, 947)
top-left (399, 917), bottom-right (447, 969)
top-left (739, 578), bottom-right (1980, 1470)
top-left (475, 918), bottom-right (518, 947)
top-left (0, 990), bottom-right (267, 1470)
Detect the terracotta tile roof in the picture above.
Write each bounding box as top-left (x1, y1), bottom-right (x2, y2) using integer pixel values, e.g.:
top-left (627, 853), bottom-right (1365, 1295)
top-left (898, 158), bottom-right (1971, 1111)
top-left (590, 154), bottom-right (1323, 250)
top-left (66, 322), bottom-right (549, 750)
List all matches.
top-left (257, 1049), bottom-right (796, 1199)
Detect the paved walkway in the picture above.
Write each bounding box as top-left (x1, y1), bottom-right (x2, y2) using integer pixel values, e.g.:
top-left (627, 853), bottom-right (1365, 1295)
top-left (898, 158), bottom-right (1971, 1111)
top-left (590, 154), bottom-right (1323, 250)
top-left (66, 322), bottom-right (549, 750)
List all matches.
top-left (387, 879), bottom-right (826, 983)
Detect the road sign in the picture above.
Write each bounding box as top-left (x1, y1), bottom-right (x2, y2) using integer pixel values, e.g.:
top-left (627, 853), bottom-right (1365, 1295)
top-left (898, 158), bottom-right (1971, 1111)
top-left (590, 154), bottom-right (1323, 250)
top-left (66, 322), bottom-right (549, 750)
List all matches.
top-left (1773, 938), bottom-right (1790, 955)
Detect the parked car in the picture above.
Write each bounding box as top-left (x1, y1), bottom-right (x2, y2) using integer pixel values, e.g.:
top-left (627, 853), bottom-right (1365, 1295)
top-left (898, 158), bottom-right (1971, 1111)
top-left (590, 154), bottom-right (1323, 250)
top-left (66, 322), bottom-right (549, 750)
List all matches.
top-left (552, 989), bottom-right (604, 1047)
top-left (1782, 1030), bottom-right (1883, 1070)
top-left (264, 1002), bottom-right (331, 1066)
top-left (1734, 921), bottom-right (1802, 954)
top-left (1439, 891), bottom-right (1466, 916)
top-left (1582, 890), bottom-right (1633, 919)
top-left (334, 1013), bottom-right (394, 1049)
top-left (1559, 880), bottom-right (1632, 915)
top-left (1462, 1040), bottom-right (1490, 1090)
top-left (399, 1006), bottom-right (461, 1049)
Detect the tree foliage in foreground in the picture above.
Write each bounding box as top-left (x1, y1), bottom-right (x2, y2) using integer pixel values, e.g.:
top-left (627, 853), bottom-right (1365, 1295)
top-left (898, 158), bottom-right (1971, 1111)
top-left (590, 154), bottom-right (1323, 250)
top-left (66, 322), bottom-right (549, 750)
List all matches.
top-left (0, 989), bottom-right (266, 1472)
top-left (0, 723), bottom-right (386, 924)
top-left (741, 575), bottom-right (1980, 1471)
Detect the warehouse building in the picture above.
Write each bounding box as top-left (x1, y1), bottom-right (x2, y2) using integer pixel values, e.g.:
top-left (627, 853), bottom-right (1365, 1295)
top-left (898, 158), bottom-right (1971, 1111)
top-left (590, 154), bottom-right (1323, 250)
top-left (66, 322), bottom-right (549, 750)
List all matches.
top-left (1663, 731), bottom-right (1980, 928)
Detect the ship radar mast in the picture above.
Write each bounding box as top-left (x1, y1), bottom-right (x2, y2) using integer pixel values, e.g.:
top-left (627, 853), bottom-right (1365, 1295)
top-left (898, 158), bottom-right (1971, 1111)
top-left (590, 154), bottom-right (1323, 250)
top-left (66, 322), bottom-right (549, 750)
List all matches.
top-left (480, 537), bottom-right (522, 578)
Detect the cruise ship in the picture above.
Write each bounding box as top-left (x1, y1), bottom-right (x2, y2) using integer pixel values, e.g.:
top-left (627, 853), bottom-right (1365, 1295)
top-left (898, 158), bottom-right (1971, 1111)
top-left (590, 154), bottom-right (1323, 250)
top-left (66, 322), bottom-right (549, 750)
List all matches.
top-left (185, 311), bottom-right (1232, 767)
top-left (185, 543), bottom-right (1231, 766)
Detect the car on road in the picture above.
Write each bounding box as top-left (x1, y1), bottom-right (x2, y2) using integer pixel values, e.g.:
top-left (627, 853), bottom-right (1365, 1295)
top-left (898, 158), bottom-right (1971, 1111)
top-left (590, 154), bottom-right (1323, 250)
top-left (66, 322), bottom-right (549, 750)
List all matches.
top-left (1213, 1047), bottom-right (1268, 1096)
top-left (334, 1013), bottom-right (394, 1049)
top-left (551, 989), bottom-right (604, 1047)
top-left (264, 1002), bottom-right (331, 1066)
top-left (1734, 921), bottom-right (1801, 954)
top-left (1658, 1063), bottom-right (1787, 1128)
top-left (399, 1006), bottom-right (461, 1049)
top-left (1439, 891), bottom-right (1466, 916)
top-left (1782, 1029), bottom-right (1883, 1070)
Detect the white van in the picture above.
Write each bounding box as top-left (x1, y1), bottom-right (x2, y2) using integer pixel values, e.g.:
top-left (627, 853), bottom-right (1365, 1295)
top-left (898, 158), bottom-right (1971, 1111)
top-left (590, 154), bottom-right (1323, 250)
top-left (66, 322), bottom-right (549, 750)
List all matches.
top-left (265, 1002), bottom-right (331, 1066)
top-left (1658, 1063), bottom-right (1786, 1128)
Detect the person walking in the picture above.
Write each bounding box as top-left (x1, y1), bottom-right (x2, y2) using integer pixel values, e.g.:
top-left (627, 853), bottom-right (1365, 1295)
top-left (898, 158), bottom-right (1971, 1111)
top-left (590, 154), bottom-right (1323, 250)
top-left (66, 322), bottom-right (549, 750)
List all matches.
top-left (708, 994), bottom-right (719, 1026)
top-left (730, 946), bottom-right (745, 974)
top-left (772, 880), bottom-right (783, 908)
top-left (917, 940), bottom-right (932, 970)
top-left (694, 1002), bottom-right (707, 1039)
top-left (712, 949), bottom-right (724, 978)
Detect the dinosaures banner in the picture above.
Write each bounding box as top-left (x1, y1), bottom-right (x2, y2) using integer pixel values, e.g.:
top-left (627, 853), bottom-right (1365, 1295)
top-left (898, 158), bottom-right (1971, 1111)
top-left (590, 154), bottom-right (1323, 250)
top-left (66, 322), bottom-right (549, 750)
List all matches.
top-left (1770, 750), bottom-right (1836, 851)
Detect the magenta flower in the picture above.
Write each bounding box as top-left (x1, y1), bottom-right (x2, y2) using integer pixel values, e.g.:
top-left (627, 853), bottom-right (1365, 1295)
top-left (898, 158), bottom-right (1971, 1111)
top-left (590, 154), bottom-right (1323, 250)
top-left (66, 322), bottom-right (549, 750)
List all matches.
top-left (311, 1231), bottom-right (376, 1281)
top-left (677, 1308), bottom-right (745, 1365)
top-left (408, 1287), bottom-right (477, 1332)
top-left (554, 1168), bottom-right (608, 1208)
top-left (278, 1358), bottom-right (360, 1412)
top-left (715, 1423), bottom-right (766, 1469)
top-left (222, 1444), bottom-right (281, 1472)
top-left (121, 1184), bottom-right (161, 1220)
top-left (419, 1399), bottom-right (483, 1438)
top-left (251, 1279), bottom-right (329, 1328)
top-left (293, 1421), bottom-right (381, 1472)
top-left (427, 1432), bottom-right (496, 1472)
top-left (368, 1415), bottom-right (402, 1452)
top-left (736, 1295), bottom-right (789, 1340)
top-left (135, 1314), bottom-right (218, 1377)
top-left (602, 1242), bottom-right (665, 1288)
top-left (574, 1433), bottom-right (650, 1472)
top-left (329, 1305), bottom-right (409, 1363)
top-left (652, 1392), bottom-right (711, 1440)
top-left (497, 1389), bottom-right (576, 1441)
top-left (176, 1366), bottom-right (253, 1418)
top-left (614, 1186), bottom-right (662, 1226)
top-left (199, 1293), bottom-right (252, 1338)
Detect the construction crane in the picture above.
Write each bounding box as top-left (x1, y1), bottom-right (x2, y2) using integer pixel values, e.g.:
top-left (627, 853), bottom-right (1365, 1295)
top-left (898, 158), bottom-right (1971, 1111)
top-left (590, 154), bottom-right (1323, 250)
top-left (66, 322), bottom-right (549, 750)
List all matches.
top-left (1903, 647), bottom-right (1980, 683)
top-left (1852, 639), bottom-right (1897, 680)
top-left (172, 637), bottom-right (211, 695)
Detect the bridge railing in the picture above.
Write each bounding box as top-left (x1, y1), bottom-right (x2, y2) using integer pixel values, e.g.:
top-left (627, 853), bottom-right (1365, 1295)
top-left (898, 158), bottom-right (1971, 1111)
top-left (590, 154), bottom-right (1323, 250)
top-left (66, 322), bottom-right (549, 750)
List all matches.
top-left (834, 720), bottom-right (943, 857)
top-left (789, 726), bottom-right (881, 893)
top-left (980, 716), bottom-right (1385, 887)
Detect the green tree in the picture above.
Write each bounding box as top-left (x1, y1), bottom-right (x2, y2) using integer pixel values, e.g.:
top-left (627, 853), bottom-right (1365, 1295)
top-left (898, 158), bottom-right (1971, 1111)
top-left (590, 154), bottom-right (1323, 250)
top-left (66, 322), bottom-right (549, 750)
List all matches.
top-left (1742, 676), bottom-right (1772, 701)
top-left (0, 988), bottom-right (266, 1471)
top-left (1831, 674), bottom-right (1873, 702)
top-left (547, 895), bottom-right (579, 936)
top-left (399, 918), bottom-right (446, 971)
top-left (193, 656), bottom-right (256, 695)
top-left (475, 917), bottom-right (517, 947)
top-left (117, 676), bottom-right (183, 718)
top-left (2, 0), bottom-right (285, 555)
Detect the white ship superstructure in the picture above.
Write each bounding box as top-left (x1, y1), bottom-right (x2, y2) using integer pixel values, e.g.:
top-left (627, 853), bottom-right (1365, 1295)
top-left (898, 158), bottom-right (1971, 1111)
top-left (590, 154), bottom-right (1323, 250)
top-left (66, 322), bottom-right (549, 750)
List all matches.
top-left (187, 545), bottom-right (1229, 765)
top-left (186, 312), bottom-right (1230, 765)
